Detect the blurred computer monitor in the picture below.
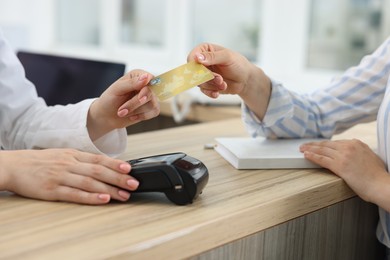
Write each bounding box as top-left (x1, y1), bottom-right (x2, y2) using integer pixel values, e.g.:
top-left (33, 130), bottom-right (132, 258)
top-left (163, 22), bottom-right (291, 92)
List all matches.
top-left (17, 51), bottom-right (126, 106)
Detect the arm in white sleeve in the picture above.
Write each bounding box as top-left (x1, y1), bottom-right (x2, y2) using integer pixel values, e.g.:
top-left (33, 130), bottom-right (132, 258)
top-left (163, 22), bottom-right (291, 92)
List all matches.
top-left (0, 30), bottom-right (126, 157)
top-left (16, 99), bottom-right (127, 157)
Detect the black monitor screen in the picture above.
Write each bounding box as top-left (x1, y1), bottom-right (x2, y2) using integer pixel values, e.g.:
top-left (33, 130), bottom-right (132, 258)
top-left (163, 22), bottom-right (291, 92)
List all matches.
top-left (17, 51), bottom-right (126, 106)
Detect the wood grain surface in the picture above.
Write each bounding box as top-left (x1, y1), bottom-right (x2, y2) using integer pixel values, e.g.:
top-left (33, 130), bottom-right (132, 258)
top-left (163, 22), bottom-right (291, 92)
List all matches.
top-left (0, 119), bottom-right (378, 259)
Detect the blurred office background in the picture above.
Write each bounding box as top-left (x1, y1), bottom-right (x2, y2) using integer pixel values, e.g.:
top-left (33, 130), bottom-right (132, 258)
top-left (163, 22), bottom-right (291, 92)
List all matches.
top-left (1, 0), bottom-right (390, 94)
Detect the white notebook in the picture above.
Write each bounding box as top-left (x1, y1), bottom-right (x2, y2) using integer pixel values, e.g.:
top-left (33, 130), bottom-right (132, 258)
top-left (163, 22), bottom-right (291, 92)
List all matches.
top-left (214, 137), bottom-right (324, 169)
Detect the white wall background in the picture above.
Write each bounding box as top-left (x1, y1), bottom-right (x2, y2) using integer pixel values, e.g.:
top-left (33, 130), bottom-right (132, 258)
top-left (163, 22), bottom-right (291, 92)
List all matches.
top-left (1, 0), bottom-right (389, 96)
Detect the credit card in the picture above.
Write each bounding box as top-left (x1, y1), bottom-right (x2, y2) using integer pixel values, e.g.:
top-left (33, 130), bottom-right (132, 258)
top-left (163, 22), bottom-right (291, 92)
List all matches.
top-left (148, 61), bottom-right (214, 101)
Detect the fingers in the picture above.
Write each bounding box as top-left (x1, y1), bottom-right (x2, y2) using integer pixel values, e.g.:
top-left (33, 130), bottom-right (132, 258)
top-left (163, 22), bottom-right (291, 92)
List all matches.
top-left (138, 85), bottom-right (152, 103)
top-left (114, 70), bottom-right (153, 96)
top-left (71, 151), bottom-right (140, 201)
top-left (301, 149), bottom-right (334, 169)
top-left (188, 43), bottom-right (249, 97)
top-left (300, 140), bottom-right (338, 156)
top-left (300, 139), bottom-right (362, 154)
top-left (299, 140), bottom-right (339, 169)
top-left (201, 88), bottom-right (220, 99)
top-left (5, 149), bottom-right (141, 205)
top-left (192, 50), bottom-right (233, 69)
top-left (117, 86), bottom-right (155, 117)
top-left (74, 150), bottom-right (131, 174)
top-left (59, 173), bottom-right (131, 202)
top-left (53, 186), bottom-right (112, 205)
top-left (187, 43), bottom-right (225, 64)
top-left (299, 139), bottom-right (366, 171)
top-left (198, 73), bottom-right (227, 98)
top-left (71, 161), bottom-right (138, 192)
top-left (116, 69), bottom-right (160, 118)
top-left (117, 84), bottom-right (160, 120)
top-left (199, 73), bottom-right (226, 90)
top-left (126, 103), bottom-right (160, 123)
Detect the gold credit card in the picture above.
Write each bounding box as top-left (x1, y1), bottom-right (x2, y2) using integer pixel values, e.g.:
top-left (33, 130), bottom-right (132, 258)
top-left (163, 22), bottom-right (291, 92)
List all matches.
top-left (148, 61), bottom-right (214, 101)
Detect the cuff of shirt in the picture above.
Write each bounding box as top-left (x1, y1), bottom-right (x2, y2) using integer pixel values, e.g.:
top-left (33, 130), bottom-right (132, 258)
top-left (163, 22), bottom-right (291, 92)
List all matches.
top-left (243, 79), bottom-right (292, 124)
top-left (242, 79), bottom-right (293, 137)
top-left (79, 99), bottom-right (127, 157)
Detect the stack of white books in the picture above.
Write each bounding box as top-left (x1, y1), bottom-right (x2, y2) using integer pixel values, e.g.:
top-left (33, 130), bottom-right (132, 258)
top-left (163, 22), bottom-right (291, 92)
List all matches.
top-left (214, 137), bottom-right (325, 169)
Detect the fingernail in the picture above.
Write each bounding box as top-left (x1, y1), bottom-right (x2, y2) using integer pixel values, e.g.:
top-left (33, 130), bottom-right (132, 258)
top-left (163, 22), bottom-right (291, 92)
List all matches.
top-left (215, 75), bottom-right (224, 85)
top-left (196, 53), bottom-right (205, 61)
top-left (127, 179), bottom-right (139, 189)
top-left (129, 115), bottom-right (139, 121)
top-left (218, 83), bottom-right (227, 90)
top-left (139, 96), bottom-right (147, 104)
top-left (118, 190), bottom-right (130, 200)
top-left (98, 194), bottom-right (110, 201)
top-left (118, 109), bottom-right (129, 117)
top-left (119, 163), bottom-right (131, 172)
top-left (138, 74), bottom-right (148, 81)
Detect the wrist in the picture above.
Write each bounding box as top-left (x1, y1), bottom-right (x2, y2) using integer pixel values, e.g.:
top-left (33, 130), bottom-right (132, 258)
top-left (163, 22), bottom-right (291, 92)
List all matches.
top-left (87, 99), bottom-right (113, 141)
top-left (239, 65), bottom-right (271, 120)
top-left (366, 172), bottom-right (390, 211)
top-left (0, 151), bottom-right (10, 191)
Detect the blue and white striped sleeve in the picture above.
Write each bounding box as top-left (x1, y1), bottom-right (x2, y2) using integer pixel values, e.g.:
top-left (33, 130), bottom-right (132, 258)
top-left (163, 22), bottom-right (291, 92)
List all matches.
top-left (242, 37), bottom-right (390, 139)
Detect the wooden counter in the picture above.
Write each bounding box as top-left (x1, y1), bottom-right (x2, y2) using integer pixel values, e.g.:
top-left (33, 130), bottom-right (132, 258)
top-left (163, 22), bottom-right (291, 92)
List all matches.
top-left (159, 99), bottom-right (241, 122)
top-left (0, 119), bottom-right (381, 259)
top-left (125, 101), bottom-right (241, 135)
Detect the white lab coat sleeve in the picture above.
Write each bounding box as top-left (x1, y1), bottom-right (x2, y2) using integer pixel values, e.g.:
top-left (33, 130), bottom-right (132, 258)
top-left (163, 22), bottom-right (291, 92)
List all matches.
top-left (19, 99), bottom-right (127, 157)
top-left (0, 30), bottom-right (127, 157)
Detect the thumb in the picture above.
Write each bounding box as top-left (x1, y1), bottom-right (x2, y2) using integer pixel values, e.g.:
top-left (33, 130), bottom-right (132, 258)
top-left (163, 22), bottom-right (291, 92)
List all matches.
top-left (187, 43), bottom-right (226, 65)
top-left (194, 49), bottom-right (232, 67)
top-left (116, 70), bottom-right (153, 95)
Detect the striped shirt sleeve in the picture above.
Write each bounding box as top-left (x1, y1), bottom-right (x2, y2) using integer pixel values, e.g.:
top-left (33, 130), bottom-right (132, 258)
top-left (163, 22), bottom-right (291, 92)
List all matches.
top-left (243, 37), bottom-right (390, 139)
